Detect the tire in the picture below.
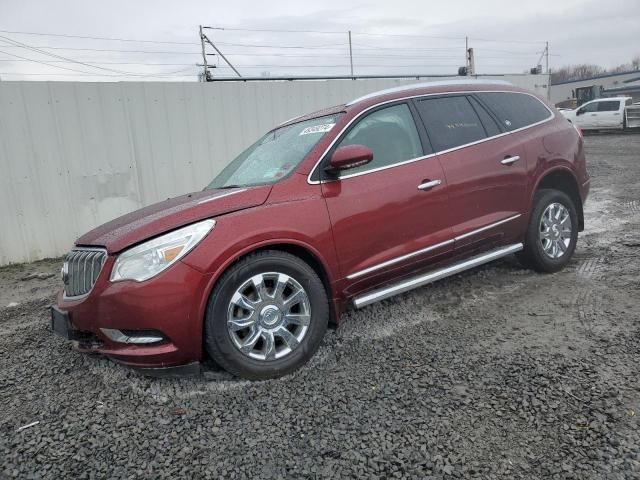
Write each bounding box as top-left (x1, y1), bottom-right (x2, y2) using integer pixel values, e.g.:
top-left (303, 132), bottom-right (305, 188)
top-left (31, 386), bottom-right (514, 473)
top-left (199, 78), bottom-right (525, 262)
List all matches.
top-left (518, 189), bottom-right (579, 273)
top-left (204, 250), bottom-right (329, 380)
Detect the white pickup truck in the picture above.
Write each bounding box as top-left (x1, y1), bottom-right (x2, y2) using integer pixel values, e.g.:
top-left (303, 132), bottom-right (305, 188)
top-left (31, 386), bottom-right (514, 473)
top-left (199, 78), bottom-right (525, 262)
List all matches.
top-left (560, 96), bottom-right (640, 131)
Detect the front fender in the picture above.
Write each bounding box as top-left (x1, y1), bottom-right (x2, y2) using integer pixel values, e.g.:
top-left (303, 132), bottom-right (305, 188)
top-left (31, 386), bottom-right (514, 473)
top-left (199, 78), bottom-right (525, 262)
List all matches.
top-left (180, 196), bottom-right (340, 334)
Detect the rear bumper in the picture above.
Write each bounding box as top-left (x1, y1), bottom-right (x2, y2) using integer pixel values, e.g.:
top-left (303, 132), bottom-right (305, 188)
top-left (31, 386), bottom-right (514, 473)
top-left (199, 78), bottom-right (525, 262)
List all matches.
top-left (53, 259), bottom-right (212, 370)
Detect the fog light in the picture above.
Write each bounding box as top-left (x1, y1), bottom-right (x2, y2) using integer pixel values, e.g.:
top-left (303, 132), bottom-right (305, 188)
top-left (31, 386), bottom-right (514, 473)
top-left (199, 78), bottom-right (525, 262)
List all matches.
top-left (100, 328), bottom-right (165, 344)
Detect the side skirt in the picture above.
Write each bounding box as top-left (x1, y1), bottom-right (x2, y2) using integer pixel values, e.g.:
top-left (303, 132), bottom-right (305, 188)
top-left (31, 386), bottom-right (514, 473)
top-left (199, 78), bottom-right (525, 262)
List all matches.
top-left (352, 243), bottom-right (523, 309)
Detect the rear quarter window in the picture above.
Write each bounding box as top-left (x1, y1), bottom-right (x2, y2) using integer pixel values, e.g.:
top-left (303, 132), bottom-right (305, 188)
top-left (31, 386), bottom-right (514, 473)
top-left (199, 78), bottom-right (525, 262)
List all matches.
top-left (475, 92), bottom-right (552, 131)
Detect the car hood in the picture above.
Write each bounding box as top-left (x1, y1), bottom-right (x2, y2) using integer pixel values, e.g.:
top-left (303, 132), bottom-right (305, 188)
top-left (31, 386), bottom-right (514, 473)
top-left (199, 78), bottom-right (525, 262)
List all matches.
top-left (76, 186), bottom-right (271, 253)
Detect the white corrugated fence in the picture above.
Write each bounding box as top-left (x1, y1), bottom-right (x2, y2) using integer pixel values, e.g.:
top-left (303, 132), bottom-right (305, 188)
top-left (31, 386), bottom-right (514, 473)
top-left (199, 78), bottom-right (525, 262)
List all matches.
top-left (0, 75), bottom-right (549, 265)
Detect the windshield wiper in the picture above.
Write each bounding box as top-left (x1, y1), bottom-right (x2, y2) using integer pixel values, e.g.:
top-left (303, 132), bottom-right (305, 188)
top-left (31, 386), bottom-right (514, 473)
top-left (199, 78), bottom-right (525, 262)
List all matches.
top-left (218, 184), bottom-right (243, 189)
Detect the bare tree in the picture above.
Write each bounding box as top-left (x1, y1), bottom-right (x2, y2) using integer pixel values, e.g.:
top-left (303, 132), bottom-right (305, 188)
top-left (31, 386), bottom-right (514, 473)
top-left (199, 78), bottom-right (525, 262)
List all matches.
top-left (551, 64), bottom-right (604, 83)
top-left (551, 55), bottom-right (640, 84)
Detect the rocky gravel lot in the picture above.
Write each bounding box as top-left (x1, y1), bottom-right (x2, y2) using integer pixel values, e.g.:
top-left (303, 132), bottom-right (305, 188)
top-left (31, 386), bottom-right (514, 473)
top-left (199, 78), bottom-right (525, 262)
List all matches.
top-left (1, 133), bottom-right (639, 479)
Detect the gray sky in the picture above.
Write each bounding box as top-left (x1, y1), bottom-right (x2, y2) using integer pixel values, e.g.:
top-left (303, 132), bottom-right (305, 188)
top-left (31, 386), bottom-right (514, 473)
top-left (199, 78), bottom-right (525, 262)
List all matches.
top-left (0, 0), bottom-right (638, 81)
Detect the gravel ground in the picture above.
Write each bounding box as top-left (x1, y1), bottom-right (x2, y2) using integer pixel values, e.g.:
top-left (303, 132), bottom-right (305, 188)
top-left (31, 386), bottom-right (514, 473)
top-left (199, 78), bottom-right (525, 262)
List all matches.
top-left (1, 133), bottom-right (639, 479)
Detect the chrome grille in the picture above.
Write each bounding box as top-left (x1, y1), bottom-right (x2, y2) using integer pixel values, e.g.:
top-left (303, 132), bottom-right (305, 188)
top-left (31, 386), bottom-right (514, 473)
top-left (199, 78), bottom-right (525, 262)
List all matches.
top-left (63, 248), bottom-right (107, 297)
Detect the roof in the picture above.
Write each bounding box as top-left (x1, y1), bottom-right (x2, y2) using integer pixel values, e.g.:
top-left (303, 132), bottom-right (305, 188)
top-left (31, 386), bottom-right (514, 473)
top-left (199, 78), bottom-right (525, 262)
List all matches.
top-left (276, 104), bottom-right (346, 129)
top-left (589, 96), bottom-right (633, 100)
top-left (346, 79), bottom-right (513, 106)
top-left (551, 69), bottom-right (640, 86)
top-left (276, 79), bottom-right (523, 129)
top-left (603, 82), bottom-right (640, 94)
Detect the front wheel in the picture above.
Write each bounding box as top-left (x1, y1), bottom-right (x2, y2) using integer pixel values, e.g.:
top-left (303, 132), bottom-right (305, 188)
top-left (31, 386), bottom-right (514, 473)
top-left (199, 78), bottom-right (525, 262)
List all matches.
top-left (205, 250), bottom-right (329, 380)
top-left (518, 189), bottom-right (579, 273)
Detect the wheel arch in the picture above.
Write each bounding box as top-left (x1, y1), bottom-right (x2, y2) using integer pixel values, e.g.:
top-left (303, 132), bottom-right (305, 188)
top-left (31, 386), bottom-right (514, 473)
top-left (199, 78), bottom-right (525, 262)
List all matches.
top-left (533, 167), bottom-right (584, 231)
top-left (250, 242), bottom-right (335, 316)
top-left (199, 239), bottom-right (339, 335)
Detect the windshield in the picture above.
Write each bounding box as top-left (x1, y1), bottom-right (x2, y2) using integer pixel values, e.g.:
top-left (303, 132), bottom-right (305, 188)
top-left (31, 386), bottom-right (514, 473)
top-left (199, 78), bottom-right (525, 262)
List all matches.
top-left (207, 114), bottom-right (342, 189)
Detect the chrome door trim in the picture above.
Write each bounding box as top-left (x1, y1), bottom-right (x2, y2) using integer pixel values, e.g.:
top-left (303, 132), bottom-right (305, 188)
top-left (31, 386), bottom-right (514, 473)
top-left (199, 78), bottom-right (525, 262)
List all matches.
top-left (454, 214), bottom-right (521, 241)
top-left (500, 155), bottom-right (520, 165)
top-left (307, 90), bottom-right (554, 185)
top-left (352, 243), bottom-right (523, 308)
top-left (417, 179), bottom-right (442, 191)
top-left (345, 213), bottom-right (521, 281)
top-left (346, 239), bottom-right (454, 280)
top-left (336, 153), bottom-right (438, 181)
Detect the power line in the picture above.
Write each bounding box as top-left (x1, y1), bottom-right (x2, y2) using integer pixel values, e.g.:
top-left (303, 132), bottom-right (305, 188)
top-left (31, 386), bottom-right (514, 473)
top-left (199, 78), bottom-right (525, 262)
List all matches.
top-left (0, 33), bottom-right (353, 52)
top-left (0, 59), bottom-right (198, 66)
top-left (0, 44), bottom-right (541, 59)
top-left (213, 63), bottom-right (532, 68)
top-left (353, 31), bottom-right (465, 41)
top-left (204, 26), bottom-right (345, 35)
top-left (0, 49), bottom-right (101, 75)
top-left (0, 35), bottom-right (147, 75)
top-left (0, 44), bottom-right (202, 55)
top-left (0, 41), bottom-right (542, 58)
top-left (0, 27), bottom-right (546, 48)
top-left (0, 46), bottom-right (197, 78)
top-left (206, 26), bottom-right (465, 41)
top-left (0, 29), bottom-right (198, 45)
top-left (471, 37), bottom-right (547, 45)
top-left (208, 25), bottom-right (549, 45)
top-left (352, 43), bottom-right (464, 52)
top-left (0, 71), bottom-right (198, 77)
top-left (216, 41), bottom-right (349, 49)
top-left (0, 27), bottom-right (548, 80)
top-left (0, 35), bottom-right (199, 77)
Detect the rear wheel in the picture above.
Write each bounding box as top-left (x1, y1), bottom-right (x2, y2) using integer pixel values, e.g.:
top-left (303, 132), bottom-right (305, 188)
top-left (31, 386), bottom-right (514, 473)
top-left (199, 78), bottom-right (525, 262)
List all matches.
top-left (518, 189), bottom-right (579, 273)
top-left (205, 250), bottom-right (329, 380)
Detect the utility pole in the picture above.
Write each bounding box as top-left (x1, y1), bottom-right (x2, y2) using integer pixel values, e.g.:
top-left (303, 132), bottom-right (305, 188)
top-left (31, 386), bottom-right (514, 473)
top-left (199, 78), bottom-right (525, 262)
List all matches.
top-left (545, 41), bottom-right (550, 101)
top-left (465, 36), bottom-right (468, 70)
top-left (348, 30), bottom-right (354, 78)
top-left (198, 25), bottom-right (211, 82)
top-left (202, 27), bottom-right (242, 78)
top-left (467, 47), bottom-right (475, 75)
top-left (545, 41), bottom-right (549, 74)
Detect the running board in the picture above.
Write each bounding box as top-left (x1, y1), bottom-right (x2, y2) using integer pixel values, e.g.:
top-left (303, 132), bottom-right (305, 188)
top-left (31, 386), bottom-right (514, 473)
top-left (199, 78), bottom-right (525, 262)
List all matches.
top-left (352, 243), bottom-right (523, 309)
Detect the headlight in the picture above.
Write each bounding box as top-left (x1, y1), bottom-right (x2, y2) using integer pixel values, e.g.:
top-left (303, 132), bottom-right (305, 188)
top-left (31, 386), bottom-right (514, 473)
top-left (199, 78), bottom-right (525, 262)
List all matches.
top-left (110, 219), bottom-right (215, 282)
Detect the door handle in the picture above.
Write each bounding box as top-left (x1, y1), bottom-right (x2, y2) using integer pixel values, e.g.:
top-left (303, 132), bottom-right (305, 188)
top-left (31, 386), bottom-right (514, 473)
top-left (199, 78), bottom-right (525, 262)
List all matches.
top-left (417, 179), bottom-right (442, 191)
top-left (501, 155), bottom-right (520, 165)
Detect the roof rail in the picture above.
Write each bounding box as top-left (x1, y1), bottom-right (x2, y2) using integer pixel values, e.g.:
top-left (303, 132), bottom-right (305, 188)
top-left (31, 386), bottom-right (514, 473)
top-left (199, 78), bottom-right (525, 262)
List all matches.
top-left (346, 79), bottom-right (513, 106)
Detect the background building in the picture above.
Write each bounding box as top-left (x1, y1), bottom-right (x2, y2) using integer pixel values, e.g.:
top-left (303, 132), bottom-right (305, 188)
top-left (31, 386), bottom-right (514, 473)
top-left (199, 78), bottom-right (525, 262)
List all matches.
top-left (550, 70), bottom-right (640, 107)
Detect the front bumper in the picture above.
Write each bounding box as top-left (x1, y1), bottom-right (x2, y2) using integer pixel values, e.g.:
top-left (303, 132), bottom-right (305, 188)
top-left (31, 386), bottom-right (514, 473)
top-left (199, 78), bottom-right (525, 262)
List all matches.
top-left (53, 257), bottom-right (212, 371)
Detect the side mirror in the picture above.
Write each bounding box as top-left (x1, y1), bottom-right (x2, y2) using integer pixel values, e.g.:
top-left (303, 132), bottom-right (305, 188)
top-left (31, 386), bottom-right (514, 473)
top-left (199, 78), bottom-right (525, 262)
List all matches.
top-left (327, 144), bottom-right (373, 173)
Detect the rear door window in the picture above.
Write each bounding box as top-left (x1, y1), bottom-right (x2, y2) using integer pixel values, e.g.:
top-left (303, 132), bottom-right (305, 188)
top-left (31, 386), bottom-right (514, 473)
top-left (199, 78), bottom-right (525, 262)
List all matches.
top-left (597, 100), bottom-right (620, 112)
top-left (468, 96), bottom-right (502, 137)
top-left (475, 92), bottom-right (552, 131)
top-left (415, 96), bottom-right (487, 151)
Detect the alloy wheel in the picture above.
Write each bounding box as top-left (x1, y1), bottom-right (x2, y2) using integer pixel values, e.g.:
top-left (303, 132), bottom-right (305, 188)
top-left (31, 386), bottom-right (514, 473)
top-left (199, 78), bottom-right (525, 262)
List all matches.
top-left (226, 272), bottom-right (311, 361)
top-left (539, 202), bottom-right (573, 259)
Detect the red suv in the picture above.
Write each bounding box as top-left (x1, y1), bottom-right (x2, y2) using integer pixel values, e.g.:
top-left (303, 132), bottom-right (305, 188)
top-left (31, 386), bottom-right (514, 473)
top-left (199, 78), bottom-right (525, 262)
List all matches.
top-left (52, 81), bottom-right (589, 379)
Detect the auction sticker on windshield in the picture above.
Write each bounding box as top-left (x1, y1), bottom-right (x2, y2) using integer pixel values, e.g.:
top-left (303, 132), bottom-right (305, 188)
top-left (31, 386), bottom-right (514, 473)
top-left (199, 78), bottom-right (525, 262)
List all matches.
top-left (299, 123), bottom-right (335, 135)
